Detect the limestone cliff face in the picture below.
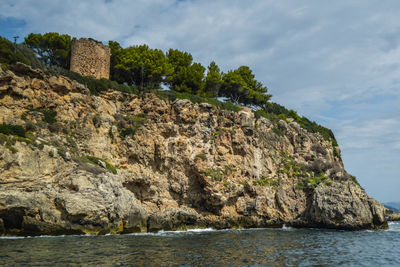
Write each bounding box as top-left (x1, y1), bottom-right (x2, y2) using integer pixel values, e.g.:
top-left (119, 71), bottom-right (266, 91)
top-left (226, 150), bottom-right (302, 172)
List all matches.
top-left (0, 64), bottom-right (387, 236)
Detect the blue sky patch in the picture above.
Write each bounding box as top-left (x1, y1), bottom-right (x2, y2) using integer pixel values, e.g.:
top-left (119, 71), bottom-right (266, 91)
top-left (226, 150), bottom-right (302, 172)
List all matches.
top-left (0, 16), bottom-right (26, 41)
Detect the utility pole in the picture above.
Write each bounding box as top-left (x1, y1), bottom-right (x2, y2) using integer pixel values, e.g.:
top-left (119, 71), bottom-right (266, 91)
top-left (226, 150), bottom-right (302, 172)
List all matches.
top-left (13, 36), bottom-right (19, 54)
top-left (141, 64), bottom-right (144, 92)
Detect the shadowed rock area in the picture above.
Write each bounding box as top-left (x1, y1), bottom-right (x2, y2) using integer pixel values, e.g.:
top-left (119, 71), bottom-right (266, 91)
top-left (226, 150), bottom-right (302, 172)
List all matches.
top-left (0, 64), bottom-right (387, 236)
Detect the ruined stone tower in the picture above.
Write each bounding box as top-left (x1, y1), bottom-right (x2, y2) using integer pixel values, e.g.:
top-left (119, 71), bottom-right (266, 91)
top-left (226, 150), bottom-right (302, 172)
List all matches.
top-left (70, 38), bottom-right (110, 79)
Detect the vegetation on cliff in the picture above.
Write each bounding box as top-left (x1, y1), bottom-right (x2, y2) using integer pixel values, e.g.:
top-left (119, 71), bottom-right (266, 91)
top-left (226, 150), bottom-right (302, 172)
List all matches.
top-left (24, 32), bottom-right (73, 69)
top-left (0, 38), bottom-right (388, 235)
top-left (0, 33), bottom-right (339, 153)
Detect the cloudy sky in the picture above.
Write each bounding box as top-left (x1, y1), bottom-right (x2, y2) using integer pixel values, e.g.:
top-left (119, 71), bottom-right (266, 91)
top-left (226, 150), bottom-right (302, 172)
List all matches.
top-left (1, 0), bottom-right (399, 202)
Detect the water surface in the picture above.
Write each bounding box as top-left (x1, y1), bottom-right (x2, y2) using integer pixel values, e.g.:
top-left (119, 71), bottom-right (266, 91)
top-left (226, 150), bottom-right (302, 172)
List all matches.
top-left (1, 222), bottom-right (399, 266)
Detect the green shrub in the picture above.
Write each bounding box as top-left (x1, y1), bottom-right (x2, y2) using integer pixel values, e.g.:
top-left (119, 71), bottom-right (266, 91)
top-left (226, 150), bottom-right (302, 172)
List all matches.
top-left (31, 108), bottom-right (57, 124)
top-left (92, 114), bottom-right (101, 127)
top-left (255, 102), bottom-right (340, 159)
top-left (296, 172), bottom-right (331, 191)
top-left (201, 168), bottom-right (224, 181)
top-left (44, 67), bottom-right (139, 96)
top-left (81, 155), bottom-right (117, 174)
top-left (43, 110), bottom-right (57, 124)
top-left (272, 127), bottom-right (284, 137)
top-left (48, 123), bottom-right (64, 133)
top-left (277, 114), bottom-right (287, 121)
top-left (213, 131), bottom-right (220, 139)
top-left (0, 37), bottom-right (41, 66)
top-left (57, 147), bottom-right (68, 160)
top-left (349, 175), bottom-right (360, 186)
top-left (6, 145), bottom-right (18, 154)
top-left (195, 153), bottom-right (207, 161)
top-left (253, 177), bottom-right (279, 188)
top-left (0, 123), bottom-right (26, 137)
top-left (25, 121), bottom-right (37, 132)
top-left (117, 114), bottom-right (147, 138)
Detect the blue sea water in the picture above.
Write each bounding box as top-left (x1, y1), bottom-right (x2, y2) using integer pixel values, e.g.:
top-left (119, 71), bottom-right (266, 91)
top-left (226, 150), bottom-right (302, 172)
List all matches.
top-left (1, 222), bottom-right (399, 266)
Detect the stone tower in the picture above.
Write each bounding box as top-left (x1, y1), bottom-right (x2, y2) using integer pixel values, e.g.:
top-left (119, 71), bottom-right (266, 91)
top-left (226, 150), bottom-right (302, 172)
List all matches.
top-left (70, 38), bottom-right (110, 79)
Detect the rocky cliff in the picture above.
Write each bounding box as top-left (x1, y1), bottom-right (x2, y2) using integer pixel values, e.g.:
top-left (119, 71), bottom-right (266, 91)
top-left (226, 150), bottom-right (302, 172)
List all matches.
top-left (0, 63), bottom-right (387, 236)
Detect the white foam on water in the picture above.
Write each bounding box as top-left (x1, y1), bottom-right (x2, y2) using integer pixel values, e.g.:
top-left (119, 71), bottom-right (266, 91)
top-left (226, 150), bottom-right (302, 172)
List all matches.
top-left (185, 228), bottom-right (216, 233)
top-left (125, 227), bottom-right (278, 236)
top-left (282, 224), bottom-right (294, 231)
top-left (0, 234), bottom-right (96, 239)
top-left (0, 236), bottom-right (26, 240)
top-left (386, 221), bottom-right (400, 232)
top-left (0, 235), bottom-right (61, 239)
top-left (127, 228), bottom-right (218, 236)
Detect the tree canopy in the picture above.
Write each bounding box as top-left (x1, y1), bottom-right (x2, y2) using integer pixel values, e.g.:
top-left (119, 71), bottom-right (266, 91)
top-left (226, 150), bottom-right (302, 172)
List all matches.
top-left (109, 42), bottom-right (170, 89)
top-left (201, 61), bottom-right (222, 97)
top-left (165, 49), bottom-right (205, 94)
top-left (24, 32), bottom-right (73, 68)
top-left (220, 66), bottom-right (271, 108)
top-left (3, 32), bottom-right (273, 111)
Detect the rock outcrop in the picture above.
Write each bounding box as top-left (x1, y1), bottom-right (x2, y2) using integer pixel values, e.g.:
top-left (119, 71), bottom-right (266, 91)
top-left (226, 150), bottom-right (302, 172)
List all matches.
top-left (388, 213), bottom-right (400, 221)
top-left (0, 64), bottom-right (387, 236)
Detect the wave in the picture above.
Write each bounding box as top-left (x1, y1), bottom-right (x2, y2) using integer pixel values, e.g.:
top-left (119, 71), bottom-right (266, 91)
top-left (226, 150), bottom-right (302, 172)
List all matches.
top-left (282, 224), bottom-right (294, 231)
top-left (0, 234), bottom-right (95, 240)
top-left (127, 228), bottom-right (219, 236)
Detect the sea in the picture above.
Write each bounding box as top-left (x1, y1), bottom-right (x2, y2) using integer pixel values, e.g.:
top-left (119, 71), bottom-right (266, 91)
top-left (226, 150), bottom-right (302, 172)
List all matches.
top-left (1, 222), bottom-right (399, 266)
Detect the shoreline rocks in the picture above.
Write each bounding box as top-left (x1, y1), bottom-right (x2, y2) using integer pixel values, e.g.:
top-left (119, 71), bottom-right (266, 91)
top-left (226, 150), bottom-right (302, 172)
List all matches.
top-left (388, 213), bottom-right (400, 221)
top-left (0, 64), bottom-right (388, 236)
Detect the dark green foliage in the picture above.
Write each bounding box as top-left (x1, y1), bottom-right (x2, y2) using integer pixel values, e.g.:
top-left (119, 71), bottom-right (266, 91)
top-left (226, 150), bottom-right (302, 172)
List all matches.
top-left (272, 127), bottom-right (284, 137)
top-left (0, 37), bottom-right (17, 64)
top-left (263, 102), bottom-right (290, 116)
top-left (0, 133), bottom-right (7, 145)
top-left (256, 101), bottom-right (339, 155)
top-left (15, 43), bottom-right (43, 68)
top-left (48, 123), bottom-right (66, 133)
top-left (0, 123), bottom-right (26, 137)
top-left (349, 175), bottom-right (360, 186)
top-left (92, 114), bottom-right (101, 127)
top-left (109, 42), bottom-right (170, 89)
top-left (296, 172), bottom-right (332, 191)
top-left (46, 67), bottom-right (139, 95)
top-left (253, 177), bottom-right (279, 188)
top-left (195, 153), bottom-right (207, 161)
top-left (109, 40), bottom-right (124, 82)
top-left (116, 113), bottom-right (147, 138)
top-left (201, 168), bottom-right (224, 181)
top-left (2, 32), bottom-right (340, 160)
top-left (31, 108), bottom-right (57, 124)
top-left (254, 108), bottom-right (273, 120)
top-left (165, 49), bottom-right (206, 94)
top-left (219, 66), bottom-right (271, 108)
top-left (24, 32), bottom-right (73, 68)
top-left (263, 102), bottom-right (337, 143)
top-left (202, 61), bottom-right (222, 97)
top-left (43, 110), bottom-right (57, 124)
top-left (7, 145), bottom-right (18, 154)
top-left (0, 37), bottom-right (41, 67)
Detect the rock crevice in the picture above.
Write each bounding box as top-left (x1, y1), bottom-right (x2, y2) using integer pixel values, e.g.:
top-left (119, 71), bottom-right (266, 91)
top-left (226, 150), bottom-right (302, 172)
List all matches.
top-left (0, 65), bottom-right (387, 236)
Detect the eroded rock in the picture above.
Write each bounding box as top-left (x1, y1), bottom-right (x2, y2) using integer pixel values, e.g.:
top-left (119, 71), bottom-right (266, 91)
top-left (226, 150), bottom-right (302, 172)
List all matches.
top-left (0, 66), bottom-right (387, 236)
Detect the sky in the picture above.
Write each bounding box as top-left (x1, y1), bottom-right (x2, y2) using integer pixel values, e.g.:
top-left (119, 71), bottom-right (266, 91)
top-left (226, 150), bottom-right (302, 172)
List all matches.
top-left (1, 0), bottom-right (399, 202)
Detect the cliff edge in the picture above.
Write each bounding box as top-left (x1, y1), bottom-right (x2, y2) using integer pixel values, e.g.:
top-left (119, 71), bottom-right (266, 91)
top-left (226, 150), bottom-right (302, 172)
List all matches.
top-left (0, 64), bottom-right (387, 235)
